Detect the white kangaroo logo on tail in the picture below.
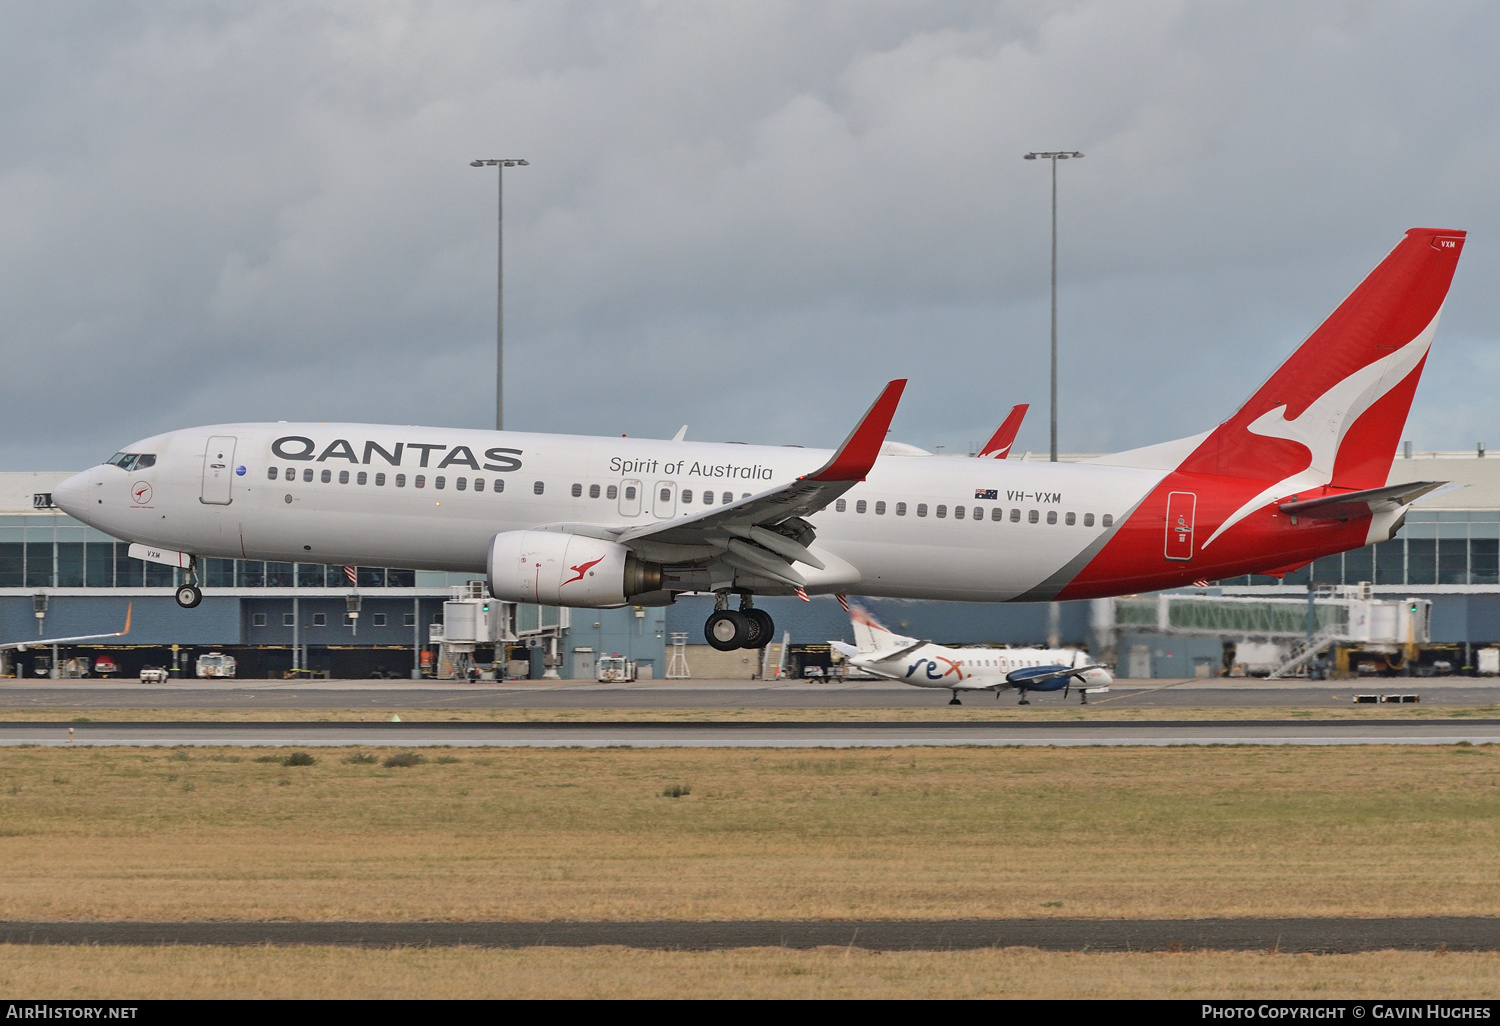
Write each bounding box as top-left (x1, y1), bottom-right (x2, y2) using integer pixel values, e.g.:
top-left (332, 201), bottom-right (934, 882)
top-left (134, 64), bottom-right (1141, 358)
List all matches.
top-left (1199, 310), bottom-right (1441, 550)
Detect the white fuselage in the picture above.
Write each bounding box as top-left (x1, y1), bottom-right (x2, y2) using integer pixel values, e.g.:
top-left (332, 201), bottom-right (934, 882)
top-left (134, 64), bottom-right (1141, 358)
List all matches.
top-left (851, 642), bottom-right (1113, 692)
top-left (54, 423), bottom-right (1167, 602)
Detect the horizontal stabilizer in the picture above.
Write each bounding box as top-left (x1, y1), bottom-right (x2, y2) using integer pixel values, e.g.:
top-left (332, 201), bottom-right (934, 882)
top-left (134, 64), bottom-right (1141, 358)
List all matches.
top-left (1278, 480), bottom-right (1449, 521)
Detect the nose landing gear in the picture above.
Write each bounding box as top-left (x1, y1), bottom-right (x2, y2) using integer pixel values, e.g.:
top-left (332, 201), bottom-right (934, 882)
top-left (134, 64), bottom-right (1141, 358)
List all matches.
top-left (174, 557), bottom-right (203, 609)
top-left (948, 690), bottom-right (962, 706)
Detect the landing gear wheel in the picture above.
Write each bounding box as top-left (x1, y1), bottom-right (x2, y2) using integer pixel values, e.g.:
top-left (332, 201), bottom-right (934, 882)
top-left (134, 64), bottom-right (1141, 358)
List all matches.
top-left (948, 690), bottom-right (962, 706)
top-left (1018, 694), bottom-right (1031, 706)
top-left (175, 584), bottom-right (203, 609)
top-left (745, 609), bottom-right (775, 649)
top-left (705, 610), bottom-right (749, 651)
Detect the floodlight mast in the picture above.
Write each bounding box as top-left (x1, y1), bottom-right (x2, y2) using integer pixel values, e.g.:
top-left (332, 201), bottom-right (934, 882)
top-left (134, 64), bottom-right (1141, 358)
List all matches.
top-left (1023, 151), bottom-right (1083, 462)
top-left (470, 158), bottom-right (530, 431)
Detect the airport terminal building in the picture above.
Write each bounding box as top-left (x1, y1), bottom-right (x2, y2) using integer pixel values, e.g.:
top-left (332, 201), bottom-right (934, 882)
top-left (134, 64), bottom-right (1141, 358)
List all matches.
top-left (5, 448), bottom-right (1500, 680)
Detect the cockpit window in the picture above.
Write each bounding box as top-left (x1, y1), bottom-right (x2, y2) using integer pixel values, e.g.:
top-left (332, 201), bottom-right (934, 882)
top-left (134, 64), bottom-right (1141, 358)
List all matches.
top-left (105, 453), bottom-right (156, 471)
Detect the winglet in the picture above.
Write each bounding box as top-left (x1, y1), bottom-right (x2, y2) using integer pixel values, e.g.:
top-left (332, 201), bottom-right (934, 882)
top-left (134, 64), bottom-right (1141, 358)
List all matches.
top-left (979, 404), bottom-right (1029, 458)
top-left (805, 380), bottom-right (907, 482)
top-left (120, 602), bottom-right (132, 638)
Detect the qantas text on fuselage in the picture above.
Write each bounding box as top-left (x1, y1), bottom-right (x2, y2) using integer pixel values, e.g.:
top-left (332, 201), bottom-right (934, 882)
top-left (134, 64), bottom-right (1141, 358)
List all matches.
top-left (51, 229), bottom-right (1467, 654)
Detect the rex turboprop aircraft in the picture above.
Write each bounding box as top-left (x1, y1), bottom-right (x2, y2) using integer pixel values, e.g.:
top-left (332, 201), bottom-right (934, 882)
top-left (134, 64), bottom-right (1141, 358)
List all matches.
top-left (52, 228), bottom-right (1465, 653)
top-left (831, 602), bottom-right (1111, 705)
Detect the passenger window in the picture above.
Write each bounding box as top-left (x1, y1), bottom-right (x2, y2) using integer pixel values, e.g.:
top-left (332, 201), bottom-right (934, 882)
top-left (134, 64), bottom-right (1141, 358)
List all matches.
top-left (534, 481), bottom-right (545, 495)
top-left (742, 493), bottom-right (750, 499)
top-left (494, 479), bottom-right (504, 493)
top-left (1084, 513), bottom-right (1094, 527)
top-left (991, 508), bottom-right (1003, 521)
top-left (856, 500), bottom-right (867, 514)
top-left (455, 478), bottom-right (466, 491)
top-left (722, 492), bottom-right (733, 504)
top-left (607, 485), bottom-right (618, 499)
top-left (321, 469), bottom-right (332, 483)
top-left (703, 491), bottom-right (714, 505)
top-left (954, 505), bottom-right (964, 520)
top-left (875, 501), bottom-right (886, 515)
top-left (435, 477), bottom-right (446, 490)
top-left (303, 469), bottom-right (313, 482)
top-left (571, 483), bottom-right (582, 497)
top-left (339, 470), bottom-right (349, 484)
top-left (1102, 514), bottom-right (1114, 527)
top-left (1028, 510), bottom-right (1039, 523)
top-left (660, 487), bottom-right (671, 502)
top-left (376, 473), bottom-right (386, 486)
top-left (1010, 508), bottom-right (1020, 522)
top-left (1047, 510), bottom-right (1057, 525)
top-left (936, 505), bottom-right (947, 518)
top-left (285, 468), bottom-right (294, 480)
top-left (624, 485), bottom-right (636, 500)
top-left (267, 467), bottom-right (278, 480)
top-left (973, 507), bottom-right (983, 520)
top-left (1065, 512), bottom-right (1075, 525)
top-left (415, 475), bottom-right (426, 488)
top-left (917, 504), bottom-right (928, 517)
top-left (395, 474), bottom-right (406, 487)
top-left (896, 502), bottom-right (907, 516)
top-left (589, 484), bottom-right (600, 499)
top-left (474, 478), bottom-right (484, 492)
top-left (836, 499), bottom-right (846, 512)
top-left (682, 490), bottom-right (693, 504)
top-left (357, 472), bottom-right (367, 485)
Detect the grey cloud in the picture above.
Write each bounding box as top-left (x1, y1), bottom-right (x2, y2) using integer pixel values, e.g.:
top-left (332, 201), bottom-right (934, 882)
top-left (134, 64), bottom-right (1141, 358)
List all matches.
top-left (1, 1), bottom-right (1499, 471)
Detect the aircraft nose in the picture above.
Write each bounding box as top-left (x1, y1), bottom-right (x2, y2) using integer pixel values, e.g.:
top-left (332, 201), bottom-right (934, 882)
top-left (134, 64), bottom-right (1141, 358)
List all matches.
top-left (51, 470), bottom-right (93, 517)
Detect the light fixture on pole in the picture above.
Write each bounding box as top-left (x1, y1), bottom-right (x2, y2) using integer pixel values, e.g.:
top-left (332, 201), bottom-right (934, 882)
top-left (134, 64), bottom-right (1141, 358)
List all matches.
top-left (1024, 150), bottom-right (1083, 462)
top-left (470, 158), bottom-right (529, 431)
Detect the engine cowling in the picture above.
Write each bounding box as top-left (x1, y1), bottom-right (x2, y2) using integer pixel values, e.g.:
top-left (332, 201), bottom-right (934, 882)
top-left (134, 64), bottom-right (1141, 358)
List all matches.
top-left (486, 530), bottom-right (662, 607)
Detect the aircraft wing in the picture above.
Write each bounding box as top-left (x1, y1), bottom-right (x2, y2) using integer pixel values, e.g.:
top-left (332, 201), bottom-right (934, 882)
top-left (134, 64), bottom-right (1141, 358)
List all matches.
top-left (1, 603), bottom-right (133, 651)
top-left (1278, 481), bottom-right (1452, 521)
top-left (610, 380), bottom-right (907, 588)
top-left (1005, 663), bottom-right (1110, 687)
top-left (979, 404), bottom-right (1029, 459)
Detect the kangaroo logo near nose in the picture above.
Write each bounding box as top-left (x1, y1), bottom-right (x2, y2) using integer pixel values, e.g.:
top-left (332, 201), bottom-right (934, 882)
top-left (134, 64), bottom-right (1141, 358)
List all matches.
top-left (131, 482), bottom-right (153, 506)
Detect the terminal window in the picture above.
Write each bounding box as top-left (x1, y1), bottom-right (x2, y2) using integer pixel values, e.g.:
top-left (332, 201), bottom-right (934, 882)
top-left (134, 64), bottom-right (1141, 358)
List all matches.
top-left (372, 613), bottom-right (387, 627)
top-left (251, 613), bottom-right (266, 627)
top-left (404, 613), bottom-right (416, 627)
top-left (313, 613), bottom-right (327, 627)
top-left (283, 613), bottom-right (294, 627)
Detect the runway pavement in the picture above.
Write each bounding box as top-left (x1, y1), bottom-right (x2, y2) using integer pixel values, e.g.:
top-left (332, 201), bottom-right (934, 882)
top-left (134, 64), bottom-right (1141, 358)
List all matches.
top-left (0, 917), bottom-right (1494, 951)
top-left (0, 678), bottom-right (1496, 709)
top-left (6, 717), bottom-right (1500, 747)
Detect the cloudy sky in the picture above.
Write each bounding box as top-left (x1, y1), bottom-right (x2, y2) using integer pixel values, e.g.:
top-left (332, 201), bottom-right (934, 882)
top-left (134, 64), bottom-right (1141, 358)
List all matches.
top-left (2, 1), bottom-right (1498, 469)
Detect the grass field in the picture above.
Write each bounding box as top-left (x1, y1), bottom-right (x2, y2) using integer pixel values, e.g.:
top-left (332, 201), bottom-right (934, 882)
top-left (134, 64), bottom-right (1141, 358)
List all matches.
top-left (0, 743), bottom-right (1497, 922)
top-left (2, 703), bottom-right (1496, 722)
top-left (2, 945), bottom-right (1497, 999)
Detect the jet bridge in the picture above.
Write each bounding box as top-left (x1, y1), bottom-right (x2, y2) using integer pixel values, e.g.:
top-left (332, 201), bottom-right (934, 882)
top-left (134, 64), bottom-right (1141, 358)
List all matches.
top-left (1096, 586), bottom-right (1431, 679)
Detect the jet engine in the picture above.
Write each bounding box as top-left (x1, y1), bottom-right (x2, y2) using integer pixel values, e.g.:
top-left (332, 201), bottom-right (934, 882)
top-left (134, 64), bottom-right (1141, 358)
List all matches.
top-left (486, 530), bottom-right (662, 607)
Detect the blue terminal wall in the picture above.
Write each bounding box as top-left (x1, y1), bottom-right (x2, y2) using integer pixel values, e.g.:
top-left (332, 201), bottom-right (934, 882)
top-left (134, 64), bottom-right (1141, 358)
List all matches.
top-left (665, 594), bottom-right (1096, 649)
top-left (564, 604), bottom-right (668, 679)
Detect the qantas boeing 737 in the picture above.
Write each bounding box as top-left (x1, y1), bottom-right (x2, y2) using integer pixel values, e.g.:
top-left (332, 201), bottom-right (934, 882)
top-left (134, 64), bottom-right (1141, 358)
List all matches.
top-left (51, 228), bottom-right (1465, 653)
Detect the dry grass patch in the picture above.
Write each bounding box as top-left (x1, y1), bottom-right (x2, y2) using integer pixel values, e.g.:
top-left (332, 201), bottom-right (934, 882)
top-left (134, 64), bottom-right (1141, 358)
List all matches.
top-left (0, 745), bottom-right (1498, 921)
top-left (1, 945), bottom-right (1497, 999)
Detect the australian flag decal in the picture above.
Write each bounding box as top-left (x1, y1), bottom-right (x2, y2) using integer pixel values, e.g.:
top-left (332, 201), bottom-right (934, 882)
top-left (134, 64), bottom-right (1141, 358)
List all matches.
top-left (975, 488), bottom-right (998, 500)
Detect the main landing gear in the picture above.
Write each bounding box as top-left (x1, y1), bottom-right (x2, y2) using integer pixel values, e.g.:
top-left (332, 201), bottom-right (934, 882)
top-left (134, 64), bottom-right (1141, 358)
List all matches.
top-left (704, 594), bottom-right (774, 651)
top-left (949, 690), bottom-right (962, 706)
top-left (1017, 690), bottom-right (1031, 706)
top-left (174, 557), bottom-right (203, 609)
